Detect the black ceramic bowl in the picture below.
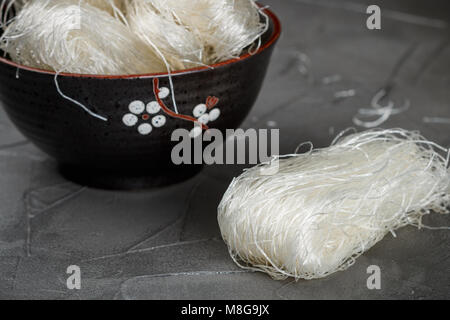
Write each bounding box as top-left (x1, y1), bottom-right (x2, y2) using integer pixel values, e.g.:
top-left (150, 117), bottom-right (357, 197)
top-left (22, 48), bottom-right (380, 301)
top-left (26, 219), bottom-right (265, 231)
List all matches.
top-left (0, 8), bottom-right (281, 190)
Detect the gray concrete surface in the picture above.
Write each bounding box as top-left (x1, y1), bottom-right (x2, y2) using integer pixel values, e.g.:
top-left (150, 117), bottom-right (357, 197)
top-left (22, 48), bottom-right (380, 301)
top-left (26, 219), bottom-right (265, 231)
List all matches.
top-left (0, 0), bottom-right (449, 299)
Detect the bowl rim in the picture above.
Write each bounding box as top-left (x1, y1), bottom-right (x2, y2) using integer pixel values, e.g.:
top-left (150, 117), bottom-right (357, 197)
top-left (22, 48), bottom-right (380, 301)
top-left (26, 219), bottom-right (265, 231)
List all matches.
top-left (0, 7), bottom-right (281, 79)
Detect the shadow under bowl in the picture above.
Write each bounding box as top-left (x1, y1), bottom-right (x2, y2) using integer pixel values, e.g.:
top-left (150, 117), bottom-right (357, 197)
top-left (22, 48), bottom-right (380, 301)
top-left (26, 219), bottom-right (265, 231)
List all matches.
top-left (0, 8), bottom-right (281, 190)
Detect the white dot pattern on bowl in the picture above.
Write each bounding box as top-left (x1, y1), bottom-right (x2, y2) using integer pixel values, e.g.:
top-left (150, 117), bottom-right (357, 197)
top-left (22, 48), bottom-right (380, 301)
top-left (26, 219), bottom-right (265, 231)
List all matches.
top-left (129, 100), bottom-right (145, 114)
top-left (122, 113), bottom-right (138, 127)
top-left (152, 115), bottom-right (167, 128)
top-left (193, 104), bottom-right (207, 118)
top-left (123, 88), bottom-right (221, 137)
top-left (147, 101), bottom-right (161, 114)
top-left (198, 114), bottom-right (210, 125)
top-left (189, 126), bottom-right (203, 138)
top-left (138, 123), bottom-right (152, 135)
top-left (209, 109), bottom-right (221, 122)
top-left (158, 87), bottom-right (170, 99)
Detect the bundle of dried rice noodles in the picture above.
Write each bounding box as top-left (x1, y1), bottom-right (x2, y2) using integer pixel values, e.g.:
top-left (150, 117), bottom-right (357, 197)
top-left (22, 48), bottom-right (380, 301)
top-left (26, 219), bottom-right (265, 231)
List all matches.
top-left (218, 129), bottom-right (450, 280)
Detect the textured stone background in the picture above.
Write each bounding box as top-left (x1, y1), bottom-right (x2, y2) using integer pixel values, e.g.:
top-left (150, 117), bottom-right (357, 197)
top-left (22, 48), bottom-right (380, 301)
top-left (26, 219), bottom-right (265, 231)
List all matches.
top-left (0, 0), bottom-right (449, 299)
